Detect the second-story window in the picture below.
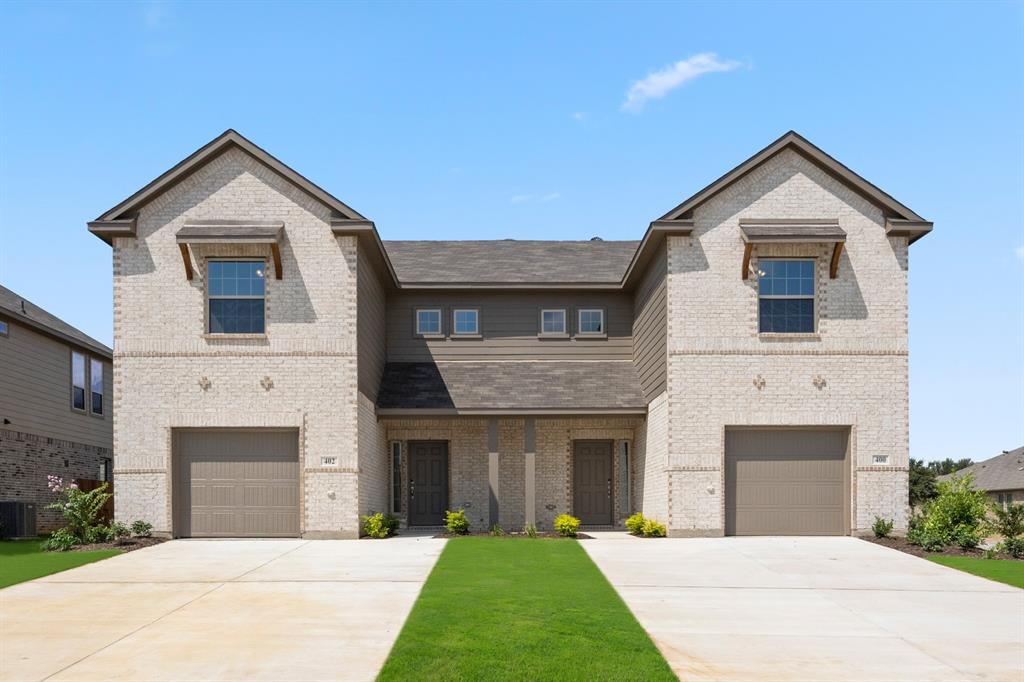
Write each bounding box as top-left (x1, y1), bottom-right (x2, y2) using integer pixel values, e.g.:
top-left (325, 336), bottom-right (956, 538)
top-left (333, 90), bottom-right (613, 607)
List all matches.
top-left (541, 309), bottom-right (566, 335)
top-left (453, 309), bottom-right (479, 335)
top-left (71, 351), bottom-right (86, 411)
top-left (208, 260), bottom-right (266, 334)
top-left (758, 259), bottom-right (815, 333)
top-left (0, 320), bottom-right (8, 337)
top-left (578, 308), bottom-right (605, 335)
top-left (90, 358), bottom-right (104, 415)
top-left (416, 309), bottom-right (442, 335)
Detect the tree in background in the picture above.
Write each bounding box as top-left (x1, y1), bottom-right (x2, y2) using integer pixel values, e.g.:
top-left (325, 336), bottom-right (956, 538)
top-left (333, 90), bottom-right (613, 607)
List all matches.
top-left (909, 459), bottom-right (938, 507)
top-left (927, 458), bottom-right (974, 476)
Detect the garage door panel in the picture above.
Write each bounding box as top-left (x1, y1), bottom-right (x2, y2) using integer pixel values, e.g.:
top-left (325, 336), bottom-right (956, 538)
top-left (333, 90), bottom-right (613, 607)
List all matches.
top-left (175, 430), bottom-right (300, 538)
top-left (726, 429), bottom-right (848, 536)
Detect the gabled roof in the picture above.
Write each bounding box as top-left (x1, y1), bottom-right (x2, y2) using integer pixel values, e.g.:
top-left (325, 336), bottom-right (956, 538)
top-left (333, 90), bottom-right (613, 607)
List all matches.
top-left (657, 131), bottom-right (930, 236)
top-left (383, 240), bottom-right (640, 287)
top-left (90, 129), bottom-right (367, 229)
top-left (938, 447), bottom-right (1024, 492)
top-left (376, 361), bottom-right (646, 414)
top-left (0, 285), bottom-right (112, 358)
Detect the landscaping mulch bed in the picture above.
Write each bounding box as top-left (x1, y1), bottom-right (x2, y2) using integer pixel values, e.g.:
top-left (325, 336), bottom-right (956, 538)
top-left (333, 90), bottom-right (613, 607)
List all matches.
top-left (863, 535), bottom-right (1022, 561)
top-left (431, 531), bottom-right (594, 540)
top-left (70, 537), bottom-right (167, 553)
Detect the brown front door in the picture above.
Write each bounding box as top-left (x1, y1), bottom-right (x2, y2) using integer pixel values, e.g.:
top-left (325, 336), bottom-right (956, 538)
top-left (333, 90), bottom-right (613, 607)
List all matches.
top-left (408, 441), bottom-right (449, 526)
top-left (574, 441), bottom-right (613, 525)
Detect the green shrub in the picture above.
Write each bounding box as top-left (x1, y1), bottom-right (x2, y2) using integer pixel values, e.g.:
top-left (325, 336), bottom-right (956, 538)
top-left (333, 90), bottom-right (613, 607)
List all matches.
top-left (999, 537), bottom-right (1024, 559)
top-left (41, 527), bottom-right (77, 552)
top-left (84, 524), bottom-right (110, 544)
top-left (107, 521), bottom-right (131, 544)
top-left (44, 476), bottom-right (112, 542)
top-left (131, 520), bottom-right (153, 538)
top-left (553, 514), bottom-right (580, 537)
top-left (445, 509), bottom-right (470, 535)
top-left (988, 501), bottom-right (1024, 538)
top-left (872, 516), bottom-right (894, 538)
top-left (361, 512), bottom-right (400, 539)
top-left (921, 475), bottom-right (988, 550)
top-left (641, 518), bottom-right (667, 537)
top-left (625, 512), bottom-right (646, 535)
top-left (524, 524), bottom-right (537, 538)
top-left (490, 524), bottom-right (504, 537)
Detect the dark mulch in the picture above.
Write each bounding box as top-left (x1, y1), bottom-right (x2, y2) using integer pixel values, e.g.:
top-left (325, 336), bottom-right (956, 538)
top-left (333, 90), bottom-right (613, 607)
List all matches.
top-left (863, 535), bottom-right (1022, 561)
top-left (431, 531), bottom-right (594, 540)
top-left (71, 537), bottom-right (167, 553)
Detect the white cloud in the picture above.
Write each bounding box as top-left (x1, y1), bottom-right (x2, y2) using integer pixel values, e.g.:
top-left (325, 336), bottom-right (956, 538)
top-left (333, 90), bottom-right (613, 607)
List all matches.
top-left (1015, 245), bottom-right (1024, 261)
top-left (622, 53), bottom-right (741, 112)
top-left (511, 192), bottom-right (560, 204)
top-left (571, 112), bottom-right (587, 121)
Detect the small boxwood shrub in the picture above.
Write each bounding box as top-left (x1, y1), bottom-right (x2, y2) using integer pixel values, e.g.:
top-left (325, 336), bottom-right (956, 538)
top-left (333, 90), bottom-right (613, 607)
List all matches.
top-left (41, 527), bottom-right (77, 552)
top-left (553, 514), bottom-right (580, 537)
top-left (361, 512), bottom-right (400, 539)
top-left (131, 520), bottom-right (153, 538)
top-left (108, 521), bottom-right (131, 544)
top-left (989, 502), bottom-right (1024, 558)
top-left (625, 512), bottom-right (646, 536)
top-left (445, 509), bottom-right (470, 535)
top-left (872, 516), bottom-right (894, 538)
top-left (641, 518), bottom-right (667, 537)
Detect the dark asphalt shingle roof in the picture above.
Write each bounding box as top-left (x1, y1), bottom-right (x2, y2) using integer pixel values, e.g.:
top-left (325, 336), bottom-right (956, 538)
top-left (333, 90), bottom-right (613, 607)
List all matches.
top-left (0, 285), bottom-right (112, 358)
top-left (377, 361), bottom-right (645, 411)
top-left (938, 447), bottom-right (1024, 492)
top-left (382, 240), bottom-right (640, 284)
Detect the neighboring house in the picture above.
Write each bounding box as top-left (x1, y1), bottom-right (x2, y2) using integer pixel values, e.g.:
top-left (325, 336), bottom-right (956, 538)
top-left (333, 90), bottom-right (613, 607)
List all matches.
top-left (86, 129), bottom-right (930, 539)
top-left (0, 286), bottom-right (113, 532)
top-left (938, 447), bottom-right (1024, 509)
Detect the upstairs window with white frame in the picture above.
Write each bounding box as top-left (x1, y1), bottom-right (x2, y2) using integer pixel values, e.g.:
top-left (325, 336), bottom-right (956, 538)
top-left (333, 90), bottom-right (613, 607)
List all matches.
top-left (71, 351), bottom-right (87, 411)
top-left (541, 309), bottom-right (566, 335)
top-left (453, 309), bottom-right (479, 335)
top-left (758, 259), bottom-right (815, 333)
top-left (90, 358), bottom-right (104, 416)
top-left (578, 308), bottom-right (605, 335)
top-left (0, 320), bottom-right (8, 337)
top-left (416, 308), bottom-right (442, 336)
top-left (207, 260), bottom-right (266, 334)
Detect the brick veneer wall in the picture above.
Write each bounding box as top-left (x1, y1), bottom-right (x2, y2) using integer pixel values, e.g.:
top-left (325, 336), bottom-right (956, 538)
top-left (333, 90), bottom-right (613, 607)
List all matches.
top-left (0, 428), bottom-right (111, 533)
top-left (664, 149), bottom-right (911, 535)
top-left (112, 148), bottom-right (362, 538)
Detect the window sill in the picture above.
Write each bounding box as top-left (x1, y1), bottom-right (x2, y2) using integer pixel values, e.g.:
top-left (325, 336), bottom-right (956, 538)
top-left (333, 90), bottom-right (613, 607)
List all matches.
top-left (574, 333), bottom-right (608, 340)
top-left (202, 333), bottom-right (268, 340)
top-left (450, 334), bottom-right (483, 340)
top-left (415, 333), bottom-right (446, 340)
top-left (538, 333), bottom-right (570, 340)
top-left (757, 332), bottom-right (821, 341)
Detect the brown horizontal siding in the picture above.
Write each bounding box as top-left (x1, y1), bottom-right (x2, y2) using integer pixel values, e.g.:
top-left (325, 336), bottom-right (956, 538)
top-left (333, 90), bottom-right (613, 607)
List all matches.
top-left (357, 246), bottom-right (387, 399)
top-left (386, 292), bottom-right (633, 362)
top-left (632, 243), bottom-right (667, 400)
top-left (0, 321), bottom-right (112, 448)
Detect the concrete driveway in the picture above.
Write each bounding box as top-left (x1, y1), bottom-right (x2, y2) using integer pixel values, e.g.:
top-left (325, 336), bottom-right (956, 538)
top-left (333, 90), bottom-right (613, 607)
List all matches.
top-left (584, 534), bottom-right (1023, 681)
top-left (1, 537), bottom-right (445, 681)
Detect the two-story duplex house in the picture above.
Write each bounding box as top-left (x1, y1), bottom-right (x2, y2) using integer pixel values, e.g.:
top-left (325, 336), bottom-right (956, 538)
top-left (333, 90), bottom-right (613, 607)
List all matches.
top-left (0, 286), bottom-right (114, 533)
top-left (87, 129), bottom-right (930, 538)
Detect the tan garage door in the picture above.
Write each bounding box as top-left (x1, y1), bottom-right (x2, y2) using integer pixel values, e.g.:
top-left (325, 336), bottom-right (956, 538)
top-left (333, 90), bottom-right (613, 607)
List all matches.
top-left (174, 429), bottom-right (299, 538)
top-left (725, 428), bottom-right (849, 536)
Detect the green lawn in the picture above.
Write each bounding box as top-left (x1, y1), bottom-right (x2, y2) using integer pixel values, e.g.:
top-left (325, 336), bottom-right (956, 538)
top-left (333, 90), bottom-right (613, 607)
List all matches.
top-left (927, 556), bottom-right (1024, 589)
top-left (378, 537), bottom-right (674, 681)
top-left (0, 540), bottom-right (121, 589)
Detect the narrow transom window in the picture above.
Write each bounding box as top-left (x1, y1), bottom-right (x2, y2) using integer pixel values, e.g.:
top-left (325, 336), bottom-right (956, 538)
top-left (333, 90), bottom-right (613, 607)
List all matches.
top-left (391, 442), bottom-right (402, 514)
top-left (758, 259), bottom-right (815, 333)
top-left (90, 358), bottom-right (104, 416)
top-left (578, 308), bottom-right (604, 334)
top-left (453, 309), bottom-right (479, 335)
top-left (208, 261), bottom-right (266, 334)
top-left (71, 351), bottom-right (86, 411)
top-left (541, 309), bottom-right (566, 334)
top-left (416, 309), bottom-right (441, 335)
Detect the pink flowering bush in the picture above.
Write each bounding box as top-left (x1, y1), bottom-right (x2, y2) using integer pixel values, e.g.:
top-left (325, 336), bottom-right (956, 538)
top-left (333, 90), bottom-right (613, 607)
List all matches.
top-left (43, 475), bottom-right (111, 546)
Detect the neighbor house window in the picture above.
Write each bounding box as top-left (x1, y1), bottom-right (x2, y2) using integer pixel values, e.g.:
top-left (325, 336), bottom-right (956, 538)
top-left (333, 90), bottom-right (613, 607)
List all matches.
top-left (0, 320), bottom-right (8, 336)
top-left (453, 309), bottom-right (479, 335)
top-left (541, 309), bottom-right (566, 335)
top-left (391, 442), bottom-right (402, 514)
top-left (99, 458), bottom-right (112, 483)
top-left (207, 260), bottom-right (266, 334)
top-left (578, 308), bottom-right (605, 335)
top-left (90, 358), bottom-right (104, 416)
top-left (758, 259), bottom-right (815, 333)
top-left (71, 351), bottom-right (86, 411)
top-left (416, 309), bottom-right (442, 335)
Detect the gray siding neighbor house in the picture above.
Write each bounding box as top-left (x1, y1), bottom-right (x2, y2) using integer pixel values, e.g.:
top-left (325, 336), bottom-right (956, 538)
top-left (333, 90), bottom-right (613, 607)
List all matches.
top-left (939, 447), bottom-right (1024, 509)
top-left (87, 129), bottom-right (931, 538)
top-left (0, 286), bottom-right (113, 533)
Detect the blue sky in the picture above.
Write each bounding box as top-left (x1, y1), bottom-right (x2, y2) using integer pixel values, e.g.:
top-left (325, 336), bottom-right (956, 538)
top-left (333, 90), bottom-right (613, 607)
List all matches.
top-left (0, 1), bottom-right (1021, 462)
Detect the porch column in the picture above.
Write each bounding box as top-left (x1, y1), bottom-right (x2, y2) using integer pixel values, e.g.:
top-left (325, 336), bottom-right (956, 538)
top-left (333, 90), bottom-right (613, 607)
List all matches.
top-left (524, 418), bottom-right (536, 527)
top-left (488, 418), bottom-right (499, 527)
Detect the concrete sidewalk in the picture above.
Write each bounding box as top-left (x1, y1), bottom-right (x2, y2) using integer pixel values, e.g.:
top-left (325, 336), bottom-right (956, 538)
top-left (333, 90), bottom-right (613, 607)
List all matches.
top-left (1, 537), bottom-right (445, 681)
top-left (583, 533), bottom-right (1023, 681)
